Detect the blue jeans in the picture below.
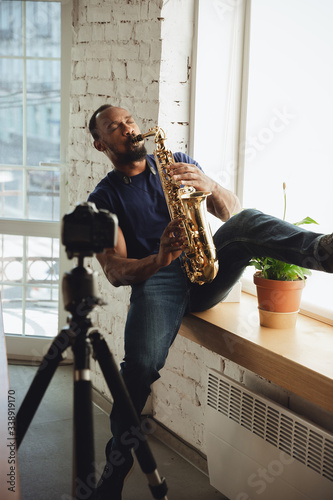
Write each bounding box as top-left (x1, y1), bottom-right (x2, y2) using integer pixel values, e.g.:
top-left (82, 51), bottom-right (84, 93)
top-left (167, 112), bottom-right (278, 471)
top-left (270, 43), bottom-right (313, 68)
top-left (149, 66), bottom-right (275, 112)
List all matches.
top-left (108, 209), bottom-right (325, 454)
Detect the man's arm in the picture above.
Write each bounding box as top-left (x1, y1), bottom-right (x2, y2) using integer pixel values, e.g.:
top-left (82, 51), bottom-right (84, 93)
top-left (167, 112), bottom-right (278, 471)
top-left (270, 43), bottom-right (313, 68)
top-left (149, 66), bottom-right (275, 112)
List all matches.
top-left (169, 162), bottom-right (241, 221)
top-left (96, 218), bottom-right (186, 287)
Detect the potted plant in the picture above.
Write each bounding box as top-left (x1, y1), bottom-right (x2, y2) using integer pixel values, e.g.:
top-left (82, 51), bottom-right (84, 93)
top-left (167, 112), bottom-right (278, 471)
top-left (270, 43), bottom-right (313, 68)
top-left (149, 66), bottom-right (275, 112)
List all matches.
top-left (249, 184), bottom-right (318, 328)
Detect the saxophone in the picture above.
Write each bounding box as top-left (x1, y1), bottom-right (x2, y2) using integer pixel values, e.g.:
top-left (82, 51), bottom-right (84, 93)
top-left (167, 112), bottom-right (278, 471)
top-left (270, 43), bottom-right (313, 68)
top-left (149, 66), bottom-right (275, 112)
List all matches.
top-left (132, 127), bottom-right (218, 285)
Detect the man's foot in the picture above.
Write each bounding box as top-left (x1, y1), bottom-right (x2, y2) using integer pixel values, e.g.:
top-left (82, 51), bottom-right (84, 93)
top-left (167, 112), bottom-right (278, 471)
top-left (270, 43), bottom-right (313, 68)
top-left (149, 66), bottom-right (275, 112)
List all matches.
top-left (318, 234), bottom-right (333, 272)
top-left (95, 452), bottom-right (134, 500)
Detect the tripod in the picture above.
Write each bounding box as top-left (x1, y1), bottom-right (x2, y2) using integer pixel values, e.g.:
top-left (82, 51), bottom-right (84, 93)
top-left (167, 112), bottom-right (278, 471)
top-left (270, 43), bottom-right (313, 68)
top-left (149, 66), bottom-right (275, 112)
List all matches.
top-left (16, 258), bottom-right (168, 500)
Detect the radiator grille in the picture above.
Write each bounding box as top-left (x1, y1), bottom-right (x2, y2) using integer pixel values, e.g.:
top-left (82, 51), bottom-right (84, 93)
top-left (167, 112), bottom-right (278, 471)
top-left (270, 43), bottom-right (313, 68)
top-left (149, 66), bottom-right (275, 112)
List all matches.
top-left (207, 372), bottom-right (333, 482)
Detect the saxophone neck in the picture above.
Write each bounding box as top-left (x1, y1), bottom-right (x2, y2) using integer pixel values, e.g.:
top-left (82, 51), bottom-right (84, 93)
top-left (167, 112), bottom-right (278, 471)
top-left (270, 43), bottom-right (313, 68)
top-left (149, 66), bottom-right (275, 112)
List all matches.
top-left (132, 127), bottom-right (166, 149)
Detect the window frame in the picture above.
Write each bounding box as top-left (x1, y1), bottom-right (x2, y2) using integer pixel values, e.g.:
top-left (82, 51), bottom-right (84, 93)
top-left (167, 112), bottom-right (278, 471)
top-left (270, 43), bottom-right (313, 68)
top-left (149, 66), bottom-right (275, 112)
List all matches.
top-left (1, 0), bottom-right (71, 358)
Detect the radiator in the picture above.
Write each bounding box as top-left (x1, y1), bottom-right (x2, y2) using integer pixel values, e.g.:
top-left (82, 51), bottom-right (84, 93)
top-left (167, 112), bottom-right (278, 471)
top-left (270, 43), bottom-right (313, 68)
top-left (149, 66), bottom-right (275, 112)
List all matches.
top-left (205, 368), bottom-right (333, 500)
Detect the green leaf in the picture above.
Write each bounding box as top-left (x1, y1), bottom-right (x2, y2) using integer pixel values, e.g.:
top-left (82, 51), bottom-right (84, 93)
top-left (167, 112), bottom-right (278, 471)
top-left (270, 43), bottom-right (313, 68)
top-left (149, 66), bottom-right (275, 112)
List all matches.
top-left (293, 216), bottom-right (319, 226)
top-left (248, 260), bottom-right (262, 271)
top-left (249, 257), bottom-right (312, 281)
top-left (248, 184), bottom-right (318, 281)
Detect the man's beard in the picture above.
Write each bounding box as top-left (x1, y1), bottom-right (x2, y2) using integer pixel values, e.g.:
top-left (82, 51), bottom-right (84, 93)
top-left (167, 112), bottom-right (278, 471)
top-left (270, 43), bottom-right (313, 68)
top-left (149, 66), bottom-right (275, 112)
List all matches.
top-left (113, 140), bottom-right (148, 165)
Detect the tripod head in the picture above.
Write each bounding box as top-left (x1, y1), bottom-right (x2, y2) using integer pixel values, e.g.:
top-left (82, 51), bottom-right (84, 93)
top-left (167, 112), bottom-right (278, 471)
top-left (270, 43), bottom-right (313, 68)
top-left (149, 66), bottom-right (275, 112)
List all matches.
top-left (61, 202), bottom-right (118, 315)
top-left (62, 202), bottom-right (118, 260)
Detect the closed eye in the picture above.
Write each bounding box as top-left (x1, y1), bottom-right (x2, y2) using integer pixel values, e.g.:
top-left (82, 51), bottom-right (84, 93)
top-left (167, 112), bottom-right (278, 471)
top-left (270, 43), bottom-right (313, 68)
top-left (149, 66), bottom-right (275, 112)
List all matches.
top-left (107, 117), bottom-right (135, 132)
top-left (108, 123), bottom-right (118, 132)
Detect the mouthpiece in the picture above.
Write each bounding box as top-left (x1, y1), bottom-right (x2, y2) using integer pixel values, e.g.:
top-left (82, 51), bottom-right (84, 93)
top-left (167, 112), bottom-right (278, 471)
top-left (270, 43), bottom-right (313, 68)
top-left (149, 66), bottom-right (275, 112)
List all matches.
top-left (132, 134), bottom-right (144, 144)
top-left (132, 128), bottom-right (159, 144)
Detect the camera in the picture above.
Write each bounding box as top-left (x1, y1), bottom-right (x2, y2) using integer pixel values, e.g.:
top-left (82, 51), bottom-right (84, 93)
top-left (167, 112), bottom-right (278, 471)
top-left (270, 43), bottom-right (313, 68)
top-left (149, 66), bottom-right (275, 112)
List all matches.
top-left (61, 202), bottom-right (118, 259)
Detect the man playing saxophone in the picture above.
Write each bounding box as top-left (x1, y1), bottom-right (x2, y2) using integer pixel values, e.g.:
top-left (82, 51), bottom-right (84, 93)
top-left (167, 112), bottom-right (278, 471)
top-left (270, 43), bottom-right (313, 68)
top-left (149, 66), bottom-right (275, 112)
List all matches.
top-left (87, 104), bottom-right (333, 500)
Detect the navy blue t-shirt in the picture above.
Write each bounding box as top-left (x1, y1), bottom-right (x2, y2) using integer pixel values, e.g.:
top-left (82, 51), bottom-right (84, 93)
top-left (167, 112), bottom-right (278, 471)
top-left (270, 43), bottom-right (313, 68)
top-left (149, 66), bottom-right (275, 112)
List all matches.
top-left (87, 153), bottom-right (202, 259)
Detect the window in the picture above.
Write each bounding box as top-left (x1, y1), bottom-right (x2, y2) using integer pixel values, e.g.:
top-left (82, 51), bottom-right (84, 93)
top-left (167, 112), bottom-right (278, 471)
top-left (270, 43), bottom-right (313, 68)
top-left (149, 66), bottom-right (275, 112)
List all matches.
top-left (241, 0), bottom-right (333, 321)
top-left (0, 1), bottom-right (65, 340)
top-left (193, 0), bottom-right (333, 322)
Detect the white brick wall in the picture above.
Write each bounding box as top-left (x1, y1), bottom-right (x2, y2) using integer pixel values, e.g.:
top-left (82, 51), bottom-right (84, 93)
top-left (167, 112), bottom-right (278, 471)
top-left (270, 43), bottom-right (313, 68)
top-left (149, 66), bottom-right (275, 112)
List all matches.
top-left (67, 0), bottom-right (174, 406)
top-left (66, 0), bottom-right (332, 459)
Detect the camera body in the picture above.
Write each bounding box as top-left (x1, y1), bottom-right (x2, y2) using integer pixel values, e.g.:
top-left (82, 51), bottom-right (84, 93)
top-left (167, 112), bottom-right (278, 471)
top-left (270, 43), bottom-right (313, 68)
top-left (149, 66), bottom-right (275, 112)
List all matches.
top-left (61, 202), bottom-right (118, 259)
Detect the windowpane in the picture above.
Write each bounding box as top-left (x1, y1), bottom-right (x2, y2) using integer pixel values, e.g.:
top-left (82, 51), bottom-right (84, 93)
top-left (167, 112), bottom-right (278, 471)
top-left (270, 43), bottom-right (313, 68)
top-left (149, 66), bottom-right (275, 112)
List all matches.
top-left (26, 59), bottom-right (61, 165)
top-left (1, 234), bottom-right (24, 335)
top-left (0, 59), bottom-right (23, 166)
top-left (0, 1), bottom-right (22, 57)
top-left (27, 236), bottom-right (59, 283)
top-left (0, 234), bottom-right (23, 282)
top-left (2, 286), bottom-right (23, 335)
top-left (3, 259), bottom-right (23, 283)
top-left (25, 285), bottom-right (58, 337)
top-left (0, 169), bottom-right (24, 218)
top-left (26, 1), bottom-right (60, 58)
top-left (1, 233), bottom-right (23, 261)
top-left (27, 170), bottom-right (60, 221)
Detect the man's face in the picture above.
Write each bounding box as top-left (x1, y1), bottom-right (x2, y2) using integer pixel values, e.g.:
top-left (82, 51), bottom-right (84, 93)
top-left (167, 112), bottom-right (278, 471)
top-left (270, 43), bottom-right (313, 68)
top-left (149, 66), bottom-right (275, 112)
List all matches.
top-left (94, 107), bottom-right (147, 165)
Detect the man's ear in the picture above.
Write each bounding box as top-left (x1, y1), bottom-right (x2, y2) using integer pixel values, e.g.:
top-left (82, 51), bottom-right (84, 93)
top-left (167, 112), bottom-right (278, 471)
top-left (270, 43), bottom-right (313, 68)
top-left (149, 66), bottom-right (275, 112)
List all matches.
top-left (94, 139), bottom-right (104, 152)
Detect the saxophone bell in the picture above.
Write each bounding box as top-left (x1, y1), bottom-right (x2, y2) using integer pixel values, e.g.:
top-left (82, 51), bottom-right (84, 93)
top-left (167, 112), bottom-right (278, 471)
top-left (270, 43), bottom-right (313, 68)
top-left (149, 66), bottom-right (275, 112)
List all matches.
top-left (142, 126), bottom-right (219, 285)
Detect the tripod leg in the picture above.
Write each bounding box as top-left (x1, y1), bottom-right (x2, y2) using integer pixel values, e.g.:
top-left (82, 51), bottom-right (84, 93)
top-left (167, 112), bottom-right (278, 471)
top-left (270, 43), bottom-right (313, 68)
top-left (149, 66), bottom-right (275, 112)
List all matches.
top-left (72, 333), bottom-right (96, 500)
top-left (89, 331), bottom-right (168, 500)
top-left (16, 328), bottom-right (71, 448)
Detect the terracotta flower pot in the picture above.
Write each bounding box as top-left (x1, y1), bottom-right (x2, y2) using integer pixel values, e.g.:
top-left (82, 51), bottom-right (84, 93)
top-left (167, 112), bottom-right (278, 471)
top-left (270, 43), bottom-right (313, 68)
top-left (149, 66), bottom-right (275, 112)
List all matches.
top-left (253, 272), bottom-right (306, 328)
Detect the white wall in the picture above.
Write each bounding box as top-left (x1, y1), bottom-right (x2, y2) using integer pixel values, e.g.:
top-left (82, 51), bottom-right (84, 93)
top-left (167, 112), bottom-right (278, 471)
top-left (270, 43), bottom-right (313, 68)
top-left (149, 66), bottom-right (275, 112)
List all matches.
top-left (66, 0), bottom-right (332, 457)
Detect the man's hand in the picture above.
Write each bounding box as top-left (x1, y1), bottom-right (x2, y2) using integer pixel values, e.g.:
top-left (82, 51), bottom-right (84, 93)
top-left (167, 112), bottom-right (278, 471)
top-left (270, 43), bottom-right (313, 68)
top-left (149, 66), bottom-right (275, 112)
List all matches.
top-left (96, 219), bottom-right (187, 287)
top-left (168, 162), bottom-right (241, 221)
top-left (168, 162), bottom-right (214, 193)
top-left (156, 218), bottom-right (187, 268)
